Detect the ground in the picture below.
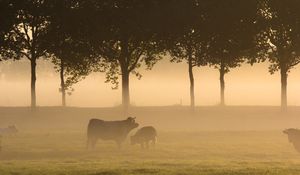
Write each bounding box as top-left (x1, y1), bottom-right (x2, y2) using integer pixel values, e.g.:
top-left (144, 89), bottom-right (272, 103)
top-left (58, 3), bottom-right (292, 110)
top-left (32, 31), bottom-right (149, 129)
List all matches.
top-left (0, 106), bottom-right (300, 175)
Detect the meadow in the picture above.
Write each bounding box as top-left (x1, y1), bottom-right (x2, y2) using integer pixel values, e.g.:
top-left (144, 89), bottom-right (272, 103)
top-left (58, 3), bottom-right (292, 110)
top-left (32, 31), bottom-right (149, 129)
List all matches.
top-left (0, 106), bottom-right (300, 175)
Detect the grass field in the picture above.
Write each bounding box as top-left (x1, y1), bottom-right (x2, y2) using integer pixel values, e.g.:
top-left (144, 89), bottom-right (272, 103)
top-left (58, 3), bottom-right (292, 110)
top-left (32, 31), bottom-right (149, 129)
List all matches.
top-left (0, 106), bottom-right (300, 175)
top-left (1, 131), bottom-right (300, 175)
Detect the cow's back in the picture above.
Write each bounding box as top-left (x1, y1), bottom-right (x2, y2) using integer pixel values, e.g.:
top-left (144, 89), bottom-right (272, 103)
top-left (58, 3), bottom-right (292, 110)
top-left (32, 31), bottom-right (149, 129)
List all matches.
top-left (87, 119), bottom-right (130, 140)
top-left (87, 119), bottom-right (105, 138)
top-left (135, 126), bottom-right (157, 140)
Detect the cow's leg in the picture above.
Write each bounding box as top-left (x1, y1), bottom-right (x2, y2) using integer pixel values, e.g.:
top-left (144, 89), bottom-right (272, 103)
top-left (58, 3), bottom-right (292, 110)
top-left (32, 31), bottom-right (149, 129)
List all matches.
top-left (116, 141), bottom-right (122, 149)
top-left (145, 141), bottom-right (150, 149)
top-left (151, 138), bottom-right (156, 148)
top-left (86, 138), bottom-right (90, 150)
top-left (87, 137), bottom-right (93, 150)
top-left (140, 142), bottom-right (144, 149)
top-left (90, 138), bottom-right (97, 149)
top-left (87, 138), bottom-right (95, 150)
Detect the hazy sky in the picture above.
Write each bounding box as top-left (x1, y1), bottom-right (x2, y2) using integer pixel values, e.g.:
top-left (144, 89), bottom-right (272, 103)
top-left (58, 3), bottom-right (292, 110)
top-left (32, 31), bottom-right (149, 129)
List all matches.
top-left (1, 57), bottom-right (300, 107)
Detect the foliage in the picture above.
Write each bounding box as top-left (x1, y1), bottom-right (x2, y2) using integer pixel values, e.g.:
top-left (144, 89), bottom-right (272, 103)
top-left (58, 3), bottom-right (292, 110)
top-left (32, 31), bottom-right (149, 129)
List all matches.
top-left (82, 0), bottom-right (168, 89)
top-left (0, 0), bottom-right (18, 60)
top-left (2, 0), bottom-right (51, 61)
top-left (2, 0), bottom-right (300, 107)
top-left (207, 0), bottom-right (260, 73)
top-left (254, 0), bottom-right (300, 74)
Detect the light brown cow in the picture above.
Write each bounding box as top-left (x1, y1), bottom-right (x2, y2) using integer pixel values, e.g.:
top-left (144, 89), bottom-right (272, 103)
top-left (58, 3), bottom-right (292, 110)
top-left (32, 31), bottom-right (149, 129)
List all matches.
top-left (0, 125), bottom-right (18, 136)
top-left (131, 126), bottom-right (157, 149)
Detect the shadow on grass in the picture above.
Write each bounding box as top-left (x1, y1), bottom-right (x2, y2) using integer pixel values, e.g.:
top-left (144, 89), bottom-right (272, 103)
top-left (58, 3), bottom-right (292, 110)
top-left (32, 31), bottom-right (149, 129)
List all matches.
top-left (89, 169), bottom-right (160, 175)
top-left (132, 168), bottom-right (160, 174)
top-left (89, 171), bottom-right (120, 175)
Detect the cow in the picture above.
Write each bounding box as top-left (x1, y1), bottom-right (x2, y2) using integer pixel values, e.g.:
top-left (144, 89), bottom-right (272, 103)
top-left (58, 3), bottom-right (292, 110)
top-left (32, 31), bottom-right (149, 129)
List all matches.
top-left (283, 128), bottom-right (300, 153)
top-left (0, 125), bottom-right (18, 136)
top-left (131, 126), bottom-right (157, 149)
top-left (87, 117), bottom-right (139, 149)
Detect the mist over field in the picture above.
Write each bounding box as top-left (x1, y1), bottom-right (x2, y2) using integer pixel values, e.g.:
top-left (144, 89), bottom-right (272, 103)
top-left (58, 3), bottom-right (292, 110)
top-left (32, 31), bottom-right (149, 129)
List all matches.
top-left (2, 58), bottom-right (300, 175)
top-left (1, 58), bottom-right (300, 107)
top-left (1, 106), bottom-right (300, 175)
top-left (2, 0), bottom-right (300, 175)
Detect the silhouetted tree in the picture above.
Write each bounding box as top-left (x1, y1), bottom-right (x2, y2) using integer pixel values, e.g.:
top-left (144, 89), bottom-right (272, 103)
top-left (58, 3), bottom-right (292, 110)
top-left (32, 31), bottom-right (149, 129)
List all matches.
top-left (42, 0), bottom-right (96, 107)
top-left (161, 0), bottom-right (209, 111)
top-left (254, 0), bottom-right (300, 111)
top-left (0, 0), bottom-right (18, 59)
top-left (82, 0), bottom-right (172, 114)
top-left (100, 33), bottom-right (163, 115)
top-left (207, 0), bottom-right (259, 106)
top-left (169, 29), bottom-right (209, 110)
top-left (3, 0), bottom-right (51, 108)
top-left (51, 54), bottom-right (94, 107)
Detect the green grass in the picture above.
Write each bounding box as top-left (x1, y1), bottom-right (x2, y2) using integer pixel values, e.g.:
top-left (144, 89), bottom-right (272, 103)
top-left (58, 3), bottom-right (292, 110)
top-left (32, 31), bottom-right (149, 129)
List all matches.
top-left (1, 131), bottom-right (300, 175)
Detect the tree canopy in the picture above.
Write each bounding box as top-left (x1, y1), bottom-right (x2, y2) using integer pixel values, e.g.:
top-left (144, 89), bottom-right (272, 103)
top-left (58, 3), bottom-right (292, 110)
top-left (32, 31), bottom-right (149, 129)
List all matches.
top-left (1, 0), bottom-right (300, 111)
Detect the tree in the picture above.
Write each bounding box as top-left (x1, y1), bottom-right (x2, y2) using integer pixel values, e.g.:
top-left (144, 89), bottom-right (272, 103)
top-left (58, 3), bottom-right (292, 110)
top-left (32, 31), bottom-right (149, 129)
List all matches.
top-left (207, 0), bottom-right (259, 106)
top-left (254, 0), bottom-right (300, 111)
top-left (51, 54), bottom-right (94, 107)
top-left (42, 0), bottom-right (96, 107)
top-left (0, 0), bottom-right (18, 58)
top-left (151, 0), bottom-right (208, 111)
top-left (99, 31), bottom-right (163, 115)
top-left (82, 0), bottom-right (169, 115)
top-left (169, 29), bottom-right (209, 110)
top-left (4, 0), bottom-right (51, 108)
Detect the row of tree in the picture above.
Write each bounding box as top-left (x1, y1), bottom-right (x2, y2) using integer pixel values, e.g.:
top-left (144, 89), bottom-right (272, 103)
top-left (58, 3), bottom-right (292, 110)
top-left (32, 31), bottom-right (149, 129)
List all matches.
top-left (1, 0), bottom-right (300, 113)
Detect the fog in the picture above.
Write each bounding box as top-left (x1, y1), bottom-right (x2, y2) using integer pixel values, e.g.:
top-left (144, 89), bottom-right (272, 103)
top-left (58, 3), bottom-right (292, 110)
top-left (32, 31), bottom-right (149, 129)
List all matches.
top-left (1, 58), bottom-right (300, 175)
top-left (3, 1), bottom-right (300, 174)
top-left (1, 57), bottom-right (300, 107)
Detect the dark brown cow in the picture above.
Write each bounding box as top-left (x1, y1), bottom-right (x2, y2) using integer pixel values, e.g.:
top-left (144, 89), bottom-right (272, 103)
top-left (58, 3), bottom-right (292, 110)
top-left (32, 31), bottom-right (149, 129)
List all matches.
top-left (87, 117), bottom-right (139, 149)
top-left (283, 128), bottom-right (300, 153)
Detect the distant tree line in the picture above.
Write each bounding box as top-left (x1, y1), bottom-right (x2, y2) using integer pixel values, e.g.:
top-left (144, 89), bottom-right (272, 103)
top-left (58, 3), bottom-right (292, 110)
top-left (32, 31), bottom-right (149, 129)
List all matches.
top-left (1, 0), bottom-right (300, 113)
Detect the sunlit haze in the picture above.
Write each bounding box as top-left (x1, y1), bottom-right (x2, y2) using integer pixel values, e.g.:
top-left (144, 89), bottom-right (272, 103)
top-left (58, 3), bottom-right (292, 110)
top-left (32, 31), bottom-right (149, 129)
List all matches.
top-left (1, 57), bottom-right (300, 107)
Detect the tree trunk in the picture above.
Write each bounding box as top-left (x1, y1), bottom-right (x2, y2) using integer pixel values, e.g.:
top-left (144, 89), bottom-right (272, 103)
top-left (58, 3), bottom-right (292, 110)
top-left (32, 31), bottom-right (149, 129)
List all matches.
top-left (121, 67), bottom-right (130, 116)
top-left (60, 59), bottom-right (66, 107)
top-left (119, 38), bottom-right (130, 117)
top-left (120, 38), bottom-right (130, 116)
top-left (220, 60), bottom-right (225, 106)
top-left (188, 54), bottom-right (195, 111)
top-left (30, 58), bottom-right (37, 108)
top-left (280, 67), bottom-right (288, 111)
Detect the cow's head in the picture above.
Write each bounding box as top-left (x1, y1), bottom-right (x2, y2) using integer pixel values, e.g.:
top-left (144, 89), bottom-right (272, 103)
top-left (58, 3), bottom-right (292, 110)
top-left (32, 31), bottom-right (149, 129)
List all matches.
top-left (8, 125), bottom-right (18, 133)
top-left (127, 117), bottom-right (136, 122)
top-left (126, 117), bottom-right (139, 130)
top-left (283, 128), bottom-right (300, 143)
